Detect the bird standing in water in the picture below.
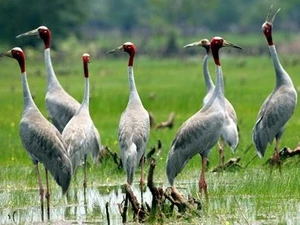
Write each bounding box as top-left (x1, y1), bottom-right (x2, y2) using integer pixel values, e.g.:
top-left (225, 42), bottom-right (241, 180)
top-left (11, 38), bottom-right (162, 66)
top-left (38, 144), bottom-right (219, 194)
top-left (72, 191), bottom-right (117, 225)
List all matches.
top-left (167, 37), bottom-right (241, 199)
top-left (107, 42), bottom-right (150, 190)
top-left (0, 47), bottom-right (72, 221)
top-left (62, 53), bottom-right (101, 194)
top-left (184, 39), bottom-right (239, 171)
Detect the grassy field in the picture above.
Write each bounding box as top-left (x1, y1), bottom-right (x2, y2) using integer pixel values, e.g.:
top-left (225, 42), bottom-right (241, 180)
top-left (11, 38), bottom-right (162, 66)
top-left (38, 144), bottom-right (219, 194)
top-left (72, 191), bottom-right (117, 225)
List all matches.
top-left (1, 43), bottom-right (300, 224)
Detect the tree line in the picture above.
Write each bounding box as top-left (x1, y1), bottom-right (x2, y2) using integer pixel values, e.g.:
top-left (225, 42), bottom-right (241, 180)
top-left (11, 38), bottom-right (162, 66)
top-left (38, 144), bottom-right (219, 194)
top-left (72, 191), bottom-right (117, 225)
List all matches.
top-left (1, 0), bottom-right (299, 45)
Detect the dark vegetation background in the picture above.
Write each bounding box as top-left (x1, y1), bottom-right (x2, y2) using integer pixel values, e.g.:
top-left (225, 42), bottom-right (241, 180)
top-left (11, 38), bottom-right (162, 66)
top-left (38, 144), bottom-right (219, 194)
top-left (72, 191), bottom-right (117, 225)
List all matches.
top-left (1, 0), bottom-right (300, 56)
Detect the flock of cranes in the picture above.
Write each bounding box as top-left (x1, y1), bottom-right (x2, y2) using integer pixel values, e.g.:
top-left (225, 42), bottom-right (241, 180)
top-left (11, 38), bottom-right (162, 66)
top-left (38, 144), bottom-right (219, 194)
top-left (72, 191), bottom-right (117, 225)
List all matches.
top-left (0, 6), bottom-right (297, 222)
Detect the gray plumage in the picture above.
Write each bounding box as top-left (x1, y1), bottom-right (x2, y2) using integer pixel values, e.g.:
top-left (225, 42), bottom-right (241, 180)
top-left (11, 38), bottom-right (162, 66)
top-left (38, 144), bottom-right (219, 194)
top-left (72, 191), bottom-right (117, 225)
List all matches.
top-left (118, 80), bottom-right (150, 185)
top-left (44, 48), bottom-right (80, 133)
top-left (62, 53), bottom-right (101, 177)
top-left (20, 109), bottom-right (72, 194)
top-left (16, 26), bottom-right (80, 133)
top-left (184, 39), bottom-right (239, 153)
top-left (253, 8), bottom-right (297, 157)
top-left (17, 27), bottom-right (101, 172)
top-left (167, 37), bottom-right (241, 196)
top-left (108, 42), bottom-right (150, 185)
top-left (1, 47), bottom-right (72, 194)
top-left (166, 64), bottom-right (225, 186)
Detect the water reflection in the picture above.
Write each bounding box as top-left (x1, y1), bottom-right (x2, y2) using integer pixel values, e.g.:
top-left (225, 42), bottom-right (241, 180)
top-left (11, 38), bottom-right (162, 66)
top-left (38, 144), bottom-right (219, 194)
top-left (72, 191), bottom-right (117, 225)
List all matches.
top-left (0, 183), bottom-right (153, 224)
top-left (1, 181), bottom-right (300, 224)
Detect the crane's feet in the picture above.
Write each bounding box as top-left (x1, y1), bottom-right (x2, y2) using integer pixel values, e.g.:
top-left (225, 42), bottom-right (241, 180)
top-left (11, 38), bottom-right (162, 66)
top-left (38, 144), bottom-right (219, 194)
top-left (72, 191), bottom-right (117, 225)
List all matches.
top-left (198, 179), bottom-right (208, 200)
top-left (270, 150), bottom-right (282, 174)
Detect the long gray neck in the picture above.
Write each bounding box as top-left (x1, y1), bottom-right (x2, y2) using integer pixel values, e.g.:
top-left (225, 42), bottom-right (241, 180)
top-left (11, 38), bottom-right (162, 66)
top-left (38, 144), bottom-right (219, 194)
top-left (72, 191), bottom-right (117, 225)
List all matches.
top-left (206, 65), bottom-right (225, 110)
top-left (21, 72), bottom-right (36, 111)
top-left (82, 77), bottom-right (89, 106)
top-left (269, 45), bottom-right (293, 87)
top-left (128, 66), bottom-right (142, 104)
top-left (44, 48), bottom-right (62, 90)
top-left (215, 66), bottom-right (224, 99)
top-left (203, 53), bottom-right (215, 94)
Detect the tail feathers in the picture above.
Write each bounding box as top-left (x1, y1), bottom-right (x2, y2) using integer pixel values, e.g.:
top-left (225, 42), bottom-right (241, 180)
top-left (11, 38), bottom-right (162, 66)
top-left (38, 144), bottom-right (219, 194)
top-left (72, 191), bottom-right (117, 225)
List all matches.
top-left (253, 128), bottom-right (269, 158)
top-left (166, 146), bottom-right (189, 186)
top-left (70, 151), bottom-right (82, 174)
top-left (47, 154), bottom-right (73, 195)
top-left (91, 125), bottom-right (102, 164)
top-left (123, 143), bottom-right (138, 185)
top-left (223, 130), bottom-right (239, 153)
top-left (57, 161), bottom-right (73, 195)
top-left (221, 120), bottom-right (239, 153)
top-left (91, 146), bottom-right (101, 164)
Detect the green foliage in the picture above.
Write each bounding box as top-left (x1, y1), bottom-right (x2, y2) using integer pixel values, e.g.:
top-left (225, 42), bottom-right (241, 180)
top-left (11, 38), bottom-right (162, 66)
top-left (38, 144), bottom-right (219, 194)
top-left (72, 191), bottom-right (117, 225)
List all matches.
top-left (1, 0), bottom-right (300, 47)
top-left (0, 0), bottom-right (89, 45)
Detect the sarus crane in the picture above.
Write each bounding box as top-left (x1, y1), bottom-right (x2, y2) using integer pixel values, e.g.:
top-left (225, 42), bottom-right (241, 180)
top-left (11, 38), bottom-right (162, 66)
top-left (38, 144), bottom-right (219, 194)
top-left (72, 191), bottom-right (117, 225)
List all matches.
top-left (107, 42), bottom-right (150, 213)
top-left (16, 26), bottom-right (81, 133)
top-left (16, 26), bottom-right (101, 171)
top-left (252, 6), bottom-right (297, 172)
top-left (62, 53), bottom-right (102, 194)
top-left (0, 47), bottom-right (72, 221)
top-left (166, 37), bottom-right (241, 199)
top-left (184, 39), bottom-right (239, 171)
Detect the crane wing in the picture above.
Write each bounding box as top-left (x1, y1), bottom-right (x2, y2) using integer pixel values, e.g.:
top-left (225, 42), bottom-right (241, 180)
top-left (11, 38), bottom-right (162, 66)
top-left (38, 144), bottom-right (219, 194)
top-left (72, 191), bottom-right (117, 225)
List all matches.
top-left (19, 113), bottom-right (72, 194)
top-left (166, 110), bottom-right (224, 185)
top-left (46, 89), bottom-right (80, 132)
top-left (225, 98), bottom-right (238, 125)
top-left (118, 108), bottom-right (150, 161)
top-left (62, 109), bottom-right (101, 171)
top-left (253, 86), bottom-right (297, 156)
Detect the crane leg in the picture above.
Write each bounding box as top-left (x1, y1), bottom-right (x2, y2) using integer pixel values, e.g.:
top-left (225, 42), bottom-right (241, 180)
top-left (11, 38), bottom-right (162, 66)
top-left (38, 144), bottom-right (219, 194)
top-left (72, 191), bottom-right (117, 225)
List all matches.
top-left (122, 185), bottom-right (129, 223)
top-left (218, 139), bottom-right (225, 172)
top-left (271, 138), bottom-right (282, 174)
top-left (35, 163), bottom-right (44, 221)
top-left (45, 168), bottom-right (50, 220)
top-left (198, 156), bottom-right (208, 200)
top-left (83, 155), bottom-right (87, 197)
top-left (139, 155), bottom-right (145, 204)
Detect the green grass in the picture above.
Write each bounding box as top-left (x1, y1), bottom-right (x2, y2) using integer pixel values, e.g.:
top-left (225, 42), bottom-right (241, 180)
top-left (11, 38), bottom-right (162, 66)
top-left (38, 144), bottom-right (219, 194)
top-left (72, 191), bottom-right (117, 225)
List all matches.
top-left (1, 46), bottom-right (300, 224)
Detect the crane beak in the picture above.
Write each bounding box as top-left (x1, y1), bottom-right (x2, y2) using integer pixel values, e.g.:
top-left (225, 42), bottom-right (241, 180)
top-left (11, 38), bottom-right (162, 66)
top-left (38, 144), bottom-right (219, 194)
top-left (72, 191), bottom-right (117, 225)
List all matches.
top-left (106, 45), bottom-right (124, 54)
top-left (16, 28), bottom-right (39, 39)
top-left (0, 50), bottom-right (12, 58)
top-left (183, 41), bottom-right (200, 48)
top-left (223, 40), bottom-right (242, 50)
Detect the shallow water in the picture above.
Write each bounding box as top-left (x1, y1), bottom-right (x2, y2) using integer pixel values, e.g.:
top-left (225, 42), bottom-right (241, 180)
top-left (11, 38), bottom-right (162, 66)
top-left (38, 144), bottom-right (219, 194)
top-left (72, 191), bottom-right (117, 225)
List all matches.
top-left (1, 173), bottom-right (300, 224)
top-left (0, 183), bottom-right (154, 225)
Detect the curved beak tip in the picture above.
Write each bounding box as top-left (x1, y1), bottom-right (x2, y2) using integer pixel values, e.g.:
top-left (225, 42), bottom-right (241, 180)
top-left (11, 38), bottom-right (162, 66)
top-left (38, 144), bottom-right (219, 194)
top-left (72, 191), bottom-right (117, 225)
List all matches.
top-left (106, 49), bottom-right (116, 54)
top-left (235, 45), bottom-right (243, 50)
top-left (15, 29), bottom-right (39, 39)
top-left (107, 46), bottom-right (123, 54)
top-left (15, 34), bottom-right (23, 39)
top-left (183, 42), bottom-right (199, 48)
